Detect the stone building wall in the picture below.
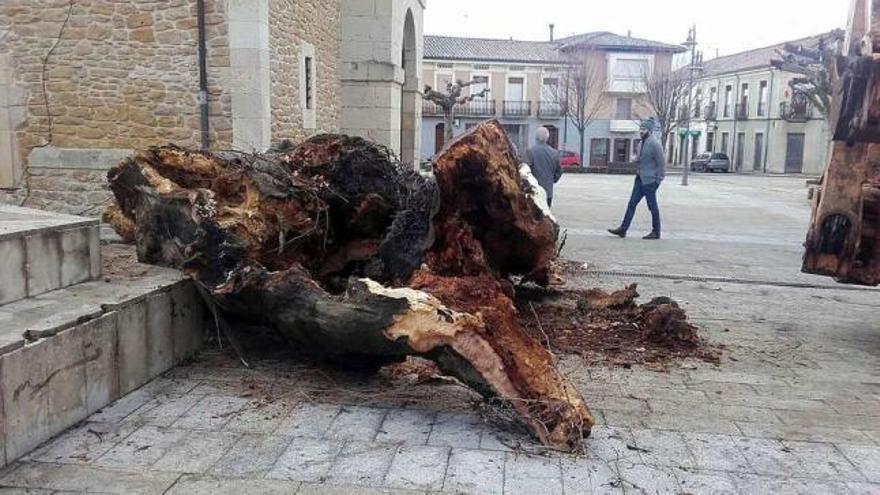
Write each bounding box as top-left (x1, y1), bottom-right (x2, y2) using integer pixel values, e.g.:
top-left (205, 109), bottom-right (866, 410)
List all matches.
top-left (269, 0), bottom-right (342, 143)
top-left (0, 0), bottom-right (233, 215)
top-left (0, 0), bottom-right (233, 156)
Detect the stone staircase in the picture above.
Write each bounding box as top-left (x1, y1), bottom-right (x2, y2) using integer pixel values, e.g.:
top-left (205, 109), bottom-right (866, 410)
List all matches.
top-left (0, 205), bottom-right (207, 466)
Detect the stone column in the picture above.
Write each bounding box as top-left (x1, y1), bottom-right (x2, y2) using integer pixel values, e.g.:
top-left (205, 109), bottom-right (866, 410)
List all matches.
top-left (228, 0), bottom-right (271, 152)
top-left (340, 0), bottom-right (424, 166)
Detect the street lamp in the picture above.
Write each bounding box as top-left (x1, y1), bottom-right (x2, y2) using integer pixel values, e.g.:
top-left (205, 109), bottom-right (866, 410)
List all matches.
top-left (680, 26), bottom-right (703, 186)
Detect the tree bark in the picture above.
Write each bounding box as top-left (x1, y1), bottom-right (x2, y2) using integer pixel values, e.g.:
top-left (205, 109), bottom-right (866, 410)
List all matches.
top-left (105, 120), bottom-right (594, 450)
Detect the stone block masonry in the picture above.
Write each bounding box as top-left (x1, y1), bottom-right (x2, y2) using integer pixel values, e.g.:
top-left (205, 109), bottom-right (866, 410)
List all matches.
top-left (0, 0), bottom-right (234, 156)
top-left (269, 0), bottom-right (342, 143)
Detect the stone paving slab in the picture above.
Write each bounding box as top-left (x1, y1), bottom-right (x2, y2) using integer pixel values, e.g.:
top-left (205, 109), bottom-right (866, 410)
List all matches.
top-left (2, 176), bottom-right (880, 493)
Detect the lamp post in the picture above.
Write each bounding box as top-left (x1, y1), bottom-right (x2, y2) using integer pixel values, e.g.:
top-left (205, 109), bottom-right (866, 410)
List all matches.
top-left (680, 26), bottom-right (703, 186)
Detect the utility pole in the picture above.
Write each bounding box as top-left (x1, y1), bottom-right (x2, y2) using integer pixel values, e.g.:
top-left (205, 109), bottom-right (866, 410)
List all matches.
top-left (680, 26), bottom-right (702, 186)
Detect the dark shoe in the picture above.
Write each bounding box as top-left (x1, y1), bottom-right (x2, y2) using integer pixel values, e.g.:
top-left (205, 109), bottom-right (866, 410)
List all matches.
top-left (608, 227), bottom-right (626, 238)
top-left (642, 232), bottom-right (661, 240)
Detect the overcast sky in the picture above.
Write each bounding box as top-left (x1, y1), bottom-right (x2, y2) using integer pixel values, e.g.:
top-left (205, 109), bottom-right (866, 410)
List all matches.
top-left (424, 0), bottom-right (849, 59)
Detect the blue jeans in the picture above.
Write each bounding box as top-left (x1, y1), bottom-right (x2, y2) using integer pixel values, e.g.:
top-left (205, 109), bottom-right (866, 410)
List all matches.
top-left (620, 176), bottom-right (661, 234)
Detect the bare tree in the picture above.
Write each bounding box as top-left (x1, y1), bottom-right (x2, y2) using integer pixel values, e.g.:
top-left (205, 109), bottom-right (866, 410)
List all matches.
top-left (423, 80), bottom-right (490, 142)
top-left (771, 30), bottom-right (845, 123)
top-left (640, 70), bottom-right (689, 149)
top-left (554, 51), bottom-right (609, 163)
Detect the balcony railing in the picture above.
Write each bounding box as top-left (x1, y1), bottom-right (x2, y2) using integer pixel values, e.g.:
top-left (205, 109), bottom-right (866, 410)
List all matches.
top-left (422, 101), bottom-right (442, 116)
top-left (503, 100), bottom-right (532, 117)
top-left (537, 101), bottom-right (564, 118)
top-left (704, 103), bottom-right (718, 121)
top-left (735, 103), bottom-right (749, 121)
top-left (780, 101), bottom-right (813, 122)
top-left (458, 99), bottom-right (497, 117)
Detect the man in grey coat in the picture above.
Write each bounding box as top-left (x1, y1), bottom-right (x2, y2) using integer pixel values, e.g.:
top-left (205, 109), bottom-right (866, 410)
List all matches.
top-left (525, 127), bottom-right (563, 206)
top-left (608, 118), bottom-right (666, 239)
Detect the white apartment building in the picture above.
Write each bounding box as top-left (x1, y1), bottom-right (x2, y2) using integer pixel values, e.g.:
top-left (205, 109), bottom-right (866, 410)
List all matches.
top-left (672, 31), bottom-right (840, 175)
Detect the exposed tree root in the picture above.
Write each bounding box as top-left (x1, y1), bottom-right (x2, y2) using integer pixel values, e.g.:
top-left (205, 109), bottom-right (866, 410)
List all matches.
top-left (105, 120), bottom-right (594, 451)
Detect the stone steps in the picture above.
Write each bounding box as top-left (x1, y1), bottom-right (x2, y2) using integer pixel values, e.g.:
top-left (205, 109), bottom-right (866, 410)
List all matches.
top-left (0, 266), bottom-right (208, 466)
top-left (0, 206), bottom-right (208, 467)
top-left (0, 205), bottom-right (100, 305)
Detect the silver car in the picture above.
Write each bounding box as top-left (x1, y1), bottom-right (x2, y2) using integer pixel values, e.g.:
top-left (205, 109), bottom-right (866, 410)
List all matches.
top-left (691, 152), bottom-right (731, 173)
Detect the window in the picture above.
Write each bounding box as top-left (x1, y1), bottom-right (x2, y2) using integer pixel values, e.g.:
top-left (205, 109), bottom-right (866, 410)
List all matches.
top-left (615, 98), bottom-right (633, 120)
top-left (304, 56), bottom-right (313, 110)
top-left (708, 86), bottom-right (718, 117)
top-left (506, 77), bottom-right (525, 101)
top-left (724, 85), bottom-right (733, 117)
top-left (758, 80), bottom-right (768, 116)
top-left (609, 54), bottom-right (651, 92)
top-left (694, 89), bottom-right (703, 118)
top-left (471, 76), bottom-right (489, 98)
top-left (590, 138), bottom-right (610, 167)
top-left (721, 132), bottom-right (730, 153)
top-left (613, 139), bottom-right (631, 163)
top-left (541, 78), bottom-right (559, 102)
top-left (706, 132), bottom-right (715, 152)
top-left (614, 60), bottom-right (649, 82)
top-left (740, 83), bottom-right (750, 113)
top-left (299, 42), bottom-right (316, 129)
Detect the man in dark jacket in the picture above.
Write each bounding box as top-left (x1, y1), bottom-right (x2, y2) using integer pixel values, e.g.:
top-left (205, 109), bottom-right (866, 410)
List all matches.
top-left (525, 127), bottom-right (563, 206)
top-left (608, 118), bottom-right (666, 240)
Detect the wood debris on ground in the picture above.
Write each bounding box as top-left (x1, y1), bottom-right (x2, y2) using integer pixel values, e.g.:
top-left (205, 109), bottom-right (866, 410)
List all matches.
top-left (518, 282), bottom-right (722, 371)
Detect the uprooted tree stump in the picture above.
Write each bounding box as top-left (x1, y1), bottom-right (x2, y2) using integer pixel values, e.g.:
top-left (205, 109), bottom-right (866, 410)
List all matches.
top-left (104, 120), bottom-right (594, 451)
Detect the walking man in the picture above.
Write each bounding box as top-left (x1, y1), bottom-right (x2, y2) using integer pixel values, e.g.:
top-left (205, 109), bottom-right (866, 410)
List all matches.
top-left (526, 126), bottom-right (563, 206)
top-left (608, 118), bottom-right (665, 239)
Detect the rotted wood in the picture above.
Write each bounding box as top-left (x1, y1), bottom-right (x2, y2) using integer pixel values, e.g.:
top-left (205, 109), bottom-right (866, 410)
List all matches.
top-left (804, 0), bottom-right (880, 284)
top-left (833, 56), bottom-right (880, 144)
top-left (104, 120), bottom-right (594, 450)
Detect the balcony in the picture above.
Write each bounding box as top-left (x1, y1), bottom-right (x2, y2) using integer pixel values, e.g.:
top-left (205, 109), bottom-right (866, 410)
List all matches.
top-left (780, 101), bottom-right (813, 123)
top-left (703, 103), bottom-right (718, 121)
top-left (537, 101), bottom-right (565, 119)
top-left (503, 100), bottom-right (532, 118)
top-left (735, 103), bottom-right (749, 121)
top-left (458, 99), bottom-right (497, 117)
top-left (422, 101), bottom-right (442, 116)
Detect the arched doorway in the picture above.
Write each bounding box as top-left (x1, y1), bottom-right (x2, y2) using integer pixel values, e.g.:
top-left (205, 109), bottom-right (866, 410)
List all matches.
top-left (399, 9), bottom-right (418, 167)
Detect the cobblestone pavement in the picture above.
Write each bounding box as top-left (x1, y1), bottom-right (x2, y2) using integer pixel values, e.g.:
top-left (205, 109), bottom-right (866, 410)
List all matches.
top-left (2, 175), bottom-right (879, 494)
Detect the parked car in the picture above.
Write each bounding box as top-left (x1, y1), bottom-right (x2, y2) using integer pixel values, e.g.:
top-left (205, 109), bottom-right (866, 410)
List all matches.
top-left (561, 150), bottom-right (582, 169)
top-left (691, 152), bottom-right (731, 173)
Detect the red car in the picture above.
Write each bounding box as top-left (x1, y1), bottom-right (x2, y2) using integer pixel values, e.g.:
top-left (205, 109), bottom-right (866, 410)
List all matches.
top-left (560, 150), bottom-right (582, 168)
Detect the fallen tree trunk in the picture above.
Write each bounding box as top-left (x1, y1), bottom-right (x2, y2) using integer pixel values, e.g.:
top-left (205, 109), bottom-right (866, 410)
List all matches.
top-left (105, 120), bottom-right (594, 450)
